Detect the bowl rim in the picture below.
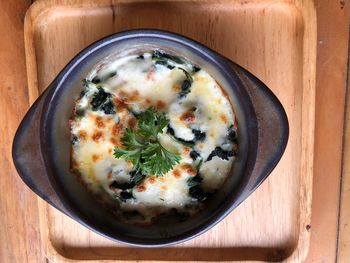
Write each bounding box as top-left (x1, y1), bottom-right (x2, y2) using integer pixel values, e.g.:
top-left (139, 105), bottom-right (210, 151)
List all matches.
top-left (39, 29), bottom-right (263, 247)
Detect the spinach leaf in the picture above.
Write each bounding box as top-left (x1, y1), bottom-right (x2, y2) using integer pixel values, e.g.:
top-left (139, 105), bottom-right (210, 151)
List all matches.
top-left (192, 129), bottom-right (206, 141)
top-left (189, 185), bottom-right (207, 202)
top-left (91, 88), bottom-right (116, 115)
top-left (119, 191), bottom-right (134, 202)
top-left (207, 146), bottom-right (234, 161)
top-left (228, 124), bottom-right (237, 142)
top-left (189, 150), bottom-right (200, 160)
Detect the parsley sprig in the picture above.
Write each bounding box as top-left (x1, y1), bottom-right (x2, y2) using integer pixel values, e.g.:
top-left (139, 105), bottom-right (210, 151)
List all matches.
top-left (114, 108), bottom-right (181, 176)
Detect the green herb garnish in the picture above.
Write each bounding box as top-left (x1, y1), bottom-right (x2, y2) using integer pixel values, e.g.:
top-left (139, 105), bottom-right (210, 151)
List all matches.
top-left (114, 108), bottom-right (181, 176)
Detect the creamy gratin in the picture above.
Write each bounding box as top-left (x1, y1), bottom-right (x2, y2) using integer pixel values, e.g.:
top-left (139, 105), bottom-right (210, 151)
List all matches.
top-left (70, 50), bottom-right (238, 223)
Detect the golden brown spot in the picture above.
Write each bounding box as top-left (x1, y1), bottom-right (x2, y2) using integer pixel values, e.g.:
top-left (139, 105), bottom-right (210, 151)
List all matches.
top-left (118, 90), bottom-right (129, 101)
top-left (110, 137), bottom-right (120, 146)
top-left (118, 90), bottom-right (140, 104)
top-left (111, 123), bottom-right (123, 136)
top-left (108, 148), bottom-right (113, 154)
top-left (128, 117), bottom-right (137, 128)
top-left (161, 185), bottom-right (167, 191)
top-left (220, 114), bottom-right (228, 123)
top-left (180, 112), bottom-right (195, 122)
top-left (95, 116), bottom-right (105, 128)
top-left (92, 154), bottom-right (101, 162)
top-left (92, 131), bottom-right (103, 142)
top-left (172, 84), bottom-right (181, 92)
top-left (136, 184), bottom-right (146, 192)
top-left (114, 97), bottom-right (128, 111)
top-left (196, 75), bottom-right (206, 82)
top-left (159, 177), bottom-right (165, 183)
top-left (104, 117), bottom-right (113, 123)
top-left (156, 100), bottom-right (166, 110)
top-left (78, 130), bottom-right (87, 140)
top-left (183, 147), bottom-right (190, 155)
top-left (131, 90), bottom-right (140, 101)
top-left (173, 169), bottom-right (181, 179)
top-left (146, 98), bottom-right (151, 104)
top-left (148, 176), bottom-right (156, 184)
top-left (180, 164), bottom-right (196, 177)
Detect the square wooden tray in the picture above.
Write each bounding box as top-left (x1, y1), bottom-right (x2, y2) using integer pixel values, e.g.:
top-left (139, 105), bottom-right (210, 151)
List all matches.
top-left (24, 0), bottom-right (316, 262)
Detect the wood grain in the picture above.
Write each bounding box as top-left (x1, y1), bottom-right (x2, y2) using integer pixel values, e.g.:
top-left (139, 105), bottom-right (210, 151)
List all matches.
top-left (306, 0), bottom-right (350, 262)
top-left (0, 0), bottom-right (348, 262)
top-left (0, 0), bottom-right (44, 262)
top-left (24, 0), bottom-right (316, 262)
top-left (338, 31), bottom-right (350, 262)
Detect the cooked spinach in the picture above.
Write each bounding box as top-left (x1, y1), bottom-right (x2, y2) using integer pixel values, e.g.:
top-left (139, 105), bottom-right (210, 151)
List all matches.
top-left (187, 174), bottom-right (203, 188)
top-left (106, 71), bottom-right (117, 79)
top-left (152, 50), bottom-right (200, 75)
top-left (178, 68), bottom-right (193, 99)
top-left (100, 100), bottom-right (115, 115)
top-left (189, 185), bottom-right (207, 202)
top-left (75, 108), bottom-right (85, 117)
top-left (79, 89), bottom-right (87, 98)
top-left (109, 180), bottom-right (134, 190)
top-left (109, 170), bottom-right (146, 191)
top-left (91, 71), bottom-right (117, 84)
top-left (207, 146), bottom-right (234, 161)
top-left (130, 170), bottom-right (146, 185)
top-left (91, 88), bottom-right (116, 114)
top-left (166, 124), bottom-right (195, 147)
top-left (152, 50), bottom-right (184, 64)
top-left (192, 65), bottom-right (201, 73)
top-left (154, 60), bottom-right (175, 69)
top-left (91, 76), bottom-right (101, 84)
top-left (91, 88), bottom-right (110, 109)
top-left (190, 150), bottom-right (200, 160)
top-left (167, 125), bottom-right (206, 147)
top-left (179, 79), bottom-right (192, 98)
top-left (71, 134), bottom-right (79, 145)
top-left (192, 129), bottom-right (206, 141)
top-left (187, 160), bottom-right (206, 202)
top-left (80, 79), bottom-right (94, 98)
top-left (151, 50), bottom-right (198, 98)
top-left (119, 190), bottom-right (134, 202)
top-left (228, 124), bottom-right (237, 142)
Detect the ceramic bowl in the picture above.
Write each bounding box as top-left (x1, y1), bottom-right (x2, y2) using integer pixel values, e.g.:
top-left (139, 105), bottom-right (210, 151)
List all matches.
top-left (13, 29), bottom-right (288, 247)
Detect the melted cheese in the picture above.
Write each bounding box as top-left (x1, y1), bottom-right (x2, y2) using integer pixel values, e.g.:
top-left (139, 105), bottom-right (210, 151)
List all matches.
top-left (70, 50), bottom-right (238, 223)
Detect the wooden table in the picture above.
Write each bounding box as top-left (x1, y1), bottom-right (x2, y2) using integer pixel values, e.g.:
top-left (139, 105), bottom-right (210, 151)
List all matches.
top-left (0, 0), bottom-right (349, 262)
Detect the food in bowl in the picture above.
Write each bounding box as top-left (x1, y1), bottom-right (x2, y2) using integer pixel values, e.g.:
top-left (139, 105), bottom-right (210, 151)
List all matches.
top-left (70, 49), bottom-right (238, 224)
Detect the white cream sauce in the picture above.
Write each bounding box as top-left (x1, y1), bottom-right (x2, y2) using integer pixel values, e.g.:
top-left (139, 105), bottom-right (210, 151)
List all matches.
top-left (70, 50), bottom-right (237, 223)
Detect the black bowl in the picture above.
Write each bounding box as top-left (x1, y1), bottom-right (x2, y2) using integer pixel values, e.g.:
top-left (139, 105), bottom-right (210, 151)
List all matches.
top-left (12, 29), bottom-right (288, 247)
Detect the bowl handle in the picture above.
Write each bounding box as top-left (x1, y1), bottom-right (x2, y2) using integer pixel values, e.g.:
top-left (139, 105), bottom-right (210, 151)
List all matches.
top-left (12, 90), bottom-right (70, 216)
top-left (228, 62), bottom-right (289, 204)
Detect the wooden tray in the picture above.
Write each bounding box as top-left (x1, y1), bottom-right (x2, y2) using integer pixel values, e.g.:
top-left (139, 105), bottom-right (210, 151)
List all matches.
top-left (24, 0), bottom-right (316, 262)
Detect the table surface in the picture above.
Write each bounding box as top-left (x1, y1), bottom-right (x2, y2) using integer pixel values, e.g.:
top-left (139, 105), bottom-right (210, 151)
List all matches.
top-left (0, 0), bottom-right (349, 262)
